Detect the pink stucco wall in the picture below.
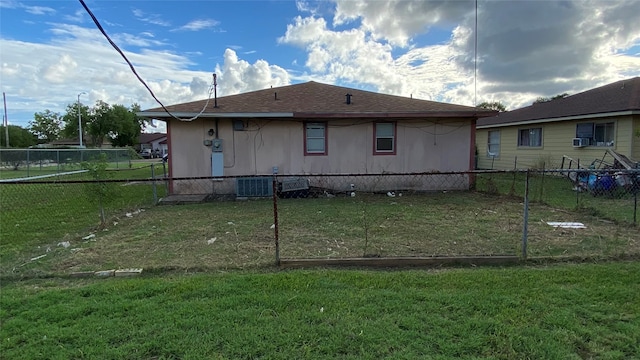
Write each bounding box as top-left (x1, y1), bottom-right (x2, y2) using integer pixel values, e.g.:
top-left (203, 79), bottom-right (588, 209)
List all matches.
top-left (167, 117), bottom-right (473, 194)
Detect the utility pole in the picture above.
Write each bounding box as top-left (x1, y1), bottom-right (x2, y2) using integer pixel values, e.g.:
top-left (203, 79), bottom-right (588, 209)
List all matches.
top-left (77, 92), bottom-right (86, 147)
top-left (3, 92), bottom-right (8, 147)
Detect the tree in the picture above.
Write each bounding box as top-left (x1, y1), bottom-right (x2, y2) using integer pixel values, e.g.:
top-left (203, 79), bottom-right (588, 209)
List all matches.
top-left (81, 153), bottom-right (117, 225)
top-left (61, 100), bottom-right (145, 147)
top-left (30, 110), bottom-right (62, 143)
top-left (88, 100), bottom-right (112, 147)
top-left (109, 104), bottom-right (143, 147)
top-left (477, 101), bottom-right (507, 112)
top-left (61, 102), bottom-right (90, 141)
top-left (533, 93), bottom-right (570, 104)
top-left (0, 125), bottom-right (37, 148)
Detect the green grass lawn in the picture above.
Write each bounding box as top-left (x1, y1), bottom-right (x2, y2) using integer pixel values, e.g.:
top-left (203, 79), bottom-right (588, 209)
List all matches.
top-left (1, 262), bottom-right (638, 359)
top-left (2, 191), bottom-right (637, 278)
top-left (0, 165), bottom-right (167, 272)
top-left (1, 171), bottom-right (638, 278)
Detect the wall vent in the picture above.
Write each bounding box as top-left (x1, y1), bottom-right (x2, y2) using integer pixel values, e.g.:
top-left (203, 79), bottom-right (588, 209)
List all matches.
top-left (236, 177), bottom-right (273, 197)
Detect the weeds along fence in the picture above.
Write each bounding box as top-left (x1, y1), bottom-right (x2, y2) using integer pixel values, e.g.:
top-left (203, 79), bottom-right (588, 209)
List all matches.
top-left (1, 169), bottom-right (638, 273)
top-left (0, 148), bottom-right (134, 179)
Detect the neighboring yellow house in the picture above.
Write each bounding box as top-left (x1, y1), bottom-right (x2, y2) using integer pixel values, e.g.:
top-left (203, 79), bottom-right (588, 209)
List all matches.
top-left (476, 77), bottom-right (640, 170)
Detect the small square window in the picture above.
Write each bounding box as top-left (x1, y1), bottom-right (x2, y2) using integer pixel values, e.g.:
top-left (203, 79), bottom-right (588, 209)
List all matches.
top-left (374, 122), bottom-right (396, 155)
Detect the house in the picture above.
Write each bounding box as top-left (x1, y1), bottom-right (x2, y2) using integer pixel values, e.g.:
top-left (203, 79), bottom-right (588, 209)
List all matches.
top-left (139, 81), bottom-right (496, 195)
top-left (46, 138), bottom-right (113, 148)
top-left (476, 77), bottom-right (640, 170)
top-left (137, 133), bottom-right (167, 156)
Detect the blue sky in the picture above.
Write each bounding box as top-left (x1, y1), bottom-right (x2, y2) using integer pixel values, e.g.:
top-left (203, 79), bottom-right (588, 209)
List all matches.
top-left (1, 0), bottom-right (639, 133)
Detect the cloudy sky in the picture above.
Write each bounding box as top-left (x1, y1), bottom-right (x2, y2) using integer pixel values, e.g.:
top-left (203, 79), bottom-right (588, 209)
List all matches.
top-left (1, 0), bottom-right (639, 132)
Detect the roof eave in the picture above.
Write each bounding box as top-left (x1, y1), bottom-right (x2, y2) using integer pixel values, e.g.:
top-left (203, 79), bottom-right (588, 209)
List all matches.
top-left (295, 111), bottom-right (496, 118)
top-left (137, 112), bottom-right (295, 119)
top-left (138, 110), bottom-right (496, 120)
top-left (477, 110), bottom-right (640, 129)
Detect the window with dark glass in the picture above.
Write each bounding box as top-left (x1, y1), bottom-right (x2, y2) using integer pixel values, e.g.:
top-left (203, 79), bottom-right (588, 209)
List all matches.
top-left (374, 122), bottom-right (395, 154)
top-left (518, 128), bottom-right (542, 147)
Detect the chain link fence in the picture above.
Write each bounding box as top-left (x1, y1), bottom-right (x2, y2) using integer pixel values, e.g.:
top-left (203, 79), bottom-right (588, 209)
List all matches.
top-left (1, 169), bottom-right (638, 275)
top-left (0, 148), bottom-right (134, 180)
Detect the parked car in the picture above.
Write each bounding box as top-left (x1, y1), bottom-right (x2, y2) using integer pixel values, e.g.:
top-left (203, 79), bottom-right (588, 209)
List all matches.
top-left (139, 149), bottom-right (153, 159)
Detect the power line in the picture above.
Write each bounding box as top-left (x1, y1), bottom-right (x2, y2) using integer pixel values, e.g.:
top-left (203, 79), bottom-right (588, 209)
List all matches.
top-left (474, 0), bottom-right (478, 106)
top-left (78, 0), bottom-right (214, 121)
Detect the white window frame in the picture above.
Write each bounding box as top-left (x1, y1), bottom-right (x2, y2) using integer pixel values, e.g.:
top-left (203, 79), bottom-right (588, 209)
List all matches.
top-left (304, 122), bottom-right (327, 155)
top-left (487, 130), bottom-right (500, 157)
top-left (374, 122), bottom-right (396, 155)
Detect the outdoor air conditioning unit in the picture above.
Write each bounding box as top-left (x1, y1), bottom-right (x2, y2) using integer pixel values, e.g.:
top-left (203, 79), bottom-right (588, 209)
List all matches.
top-left (572, 138), bottom-right (589, 147)
top-left (236, 177), bottom-right (273, 197)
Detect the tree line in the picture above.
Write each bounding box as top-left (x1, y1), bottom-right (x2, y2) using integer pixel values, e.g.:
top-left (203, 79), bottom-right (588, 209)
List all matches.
top-left (1, 101), bottom-right (145, 148)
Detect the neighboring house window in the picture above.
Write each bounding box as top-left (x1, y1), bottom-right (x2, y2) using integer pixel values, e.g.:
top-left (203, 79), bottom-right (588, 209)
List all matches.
top-left (304, 122), bottom-right (327, 155)
top-left (576, 122), bottom-right (615, 146)
top-left (374, 122), bottom-right (396, 155)
top-left (518, 127), bottom-right (542, 147)
top-left (487, 130), bottom-right (500, 157)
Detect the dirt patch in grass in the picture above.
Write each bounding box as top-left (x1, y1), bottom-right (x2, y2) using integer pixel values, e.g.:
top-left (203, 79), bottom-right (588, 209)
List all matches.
top-left (3, 192), bottom-right (638, 277)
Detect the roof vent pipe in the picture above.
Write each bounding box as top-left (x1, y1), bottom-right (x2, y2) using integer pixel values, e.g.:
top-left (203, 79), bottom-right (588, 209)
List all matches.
top-left (345, 93), bottom-right (352, 104)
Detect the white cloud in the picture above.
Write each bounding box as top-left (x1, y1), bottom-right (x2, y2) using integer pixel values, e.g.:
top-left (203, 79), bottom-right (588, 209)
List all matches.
top-left (132, 8), bottom-right (171, 27)
top-left (0, 25), bottom-right (214, 123)
top-left (279, 15), bottom-right (462, 101)
top-left (40, 54), bottom-right (78, 83)
top-left (214, 49), bottom-right (290, 96)
top-left (0, 0), bottom-right (55, 15)
top-left (24, 4), bottom-right (55, 15)
top-left (63, 8), bottom-right (84, 23)
top-left (172, 19), bottom-right (219, 32)
top-left (333, 0), bottom-right (470, 47)
top-left (280, 0), bottom-right (640, 110)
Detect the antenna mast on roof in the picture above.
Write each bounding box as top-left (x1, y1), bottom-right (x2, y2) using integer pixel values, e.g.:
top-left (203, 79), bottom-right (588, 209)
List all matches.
top-left (213, 73), bottom-right (218, 108)
top-left (474, 0), bottom-right (478, 106)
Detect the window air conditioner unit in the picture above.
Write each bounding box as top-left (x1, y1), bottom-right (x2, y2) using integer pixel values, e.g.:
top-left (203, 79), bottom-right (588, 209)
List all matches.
top-left (572, 138), bottom-right (588, 147)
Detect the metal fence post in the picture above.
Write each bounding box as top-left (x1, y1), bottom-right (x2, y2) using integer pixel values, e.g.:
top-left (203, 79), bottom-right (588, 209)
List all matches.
top-left (522, 169), bottom-right (530, 259)
top-left (575, 160), bottom-right (581, 206)
top-left (539, 163), bottom-right (545, 202)
top-left (634, 190), bottom-right (637, 226)
top-left (151, 164), bottom-right (158, 204)
top-left (272, 173), bottom-right (280, 265)
top-left (26, 149), bottom-right (30, 177)
top-left (162, 161), bottom-right (169, 195)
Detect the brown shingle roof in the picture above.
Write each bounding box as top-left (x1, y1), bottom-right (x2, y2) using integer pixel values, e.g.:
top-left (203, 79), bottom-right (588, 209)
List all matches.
top-left (141, 81), bottom-right (496, 119)
top-left (138, 133), bottom-right (166, 144)
top-left (478, 77), bottom-right (640, 127)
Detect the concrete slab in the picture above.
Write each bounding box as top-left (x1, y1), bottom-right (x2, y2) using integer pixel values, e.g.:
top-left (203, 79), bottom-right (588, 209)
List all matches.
top-left (158, 194), bottom-right (209, 205)
top-left (115, 268), bottom-right (143, 277)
